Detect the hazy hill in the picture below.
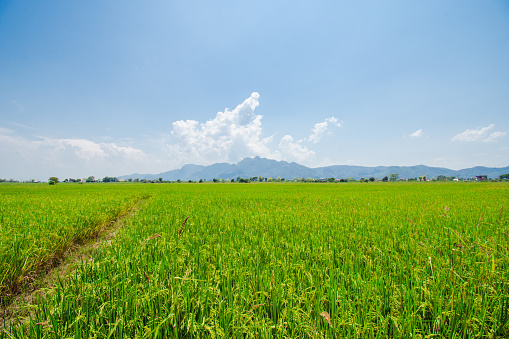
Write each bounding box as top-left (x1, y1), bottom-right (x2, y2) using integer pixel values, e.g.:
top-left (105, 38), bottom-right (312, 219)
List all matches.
top-left (119, 157), bottom-right (509, 181)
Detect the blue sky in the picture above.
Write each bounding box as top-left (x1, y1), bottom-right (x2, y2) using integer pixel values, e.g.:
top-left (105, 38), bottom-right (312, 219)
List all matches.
top-left (1, 1), bottom-right (508, 180)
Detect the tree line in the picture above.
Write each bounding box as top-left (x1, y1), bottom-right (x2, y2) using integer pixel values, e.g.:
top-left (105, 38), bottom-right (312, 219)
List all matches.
top-left (3, 173), bottom-right (508, 185)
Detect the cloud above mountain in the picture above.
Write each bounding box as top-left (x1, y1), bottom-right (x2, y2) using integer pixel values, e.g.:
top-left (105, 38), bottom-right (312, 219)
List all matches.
top-left (309, 117), bottom-right (342, 143)
top-left (166, 92), bottom-right (274, 165)
top-left (0, 128), bottom-right (153, 180)
top-left (278, 135), bottom-right (315, 163)
top-left (451, 124), bottom-right (506, 142)
top-left (0, 93), bottom-right (346, 179)
top-left (165, 92), bottom-right (340, 167)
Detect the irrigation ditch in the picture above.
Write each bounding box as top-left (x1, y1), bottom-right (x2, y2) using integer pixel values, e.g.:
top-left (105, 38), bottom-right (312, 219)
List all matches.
top-left (0, 196), bottom-right (151, 328)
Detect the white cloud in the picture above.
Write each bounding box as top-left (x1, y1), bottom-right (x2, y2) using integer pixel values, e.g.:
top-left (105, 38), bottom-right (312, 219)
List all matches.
top-left (0, 126), bottom-right (14, 135)
top-left (7, 122), bottom-right (36, 130)
top-left (277, 135), bottom-right (315, 163)
top-left (1, 94), bottom-right (346, 179)
top-left (451, 124), bottom-right (493, 142)
top-left (483, 131), bottom-right (507, 143)
top-left (309, 122), bottom-right (328, 143)
top-left (308, 116), bottom-right (342, 143)
top-left (326, 117), bottom-right (342, 126)
top-left (166, 92), bottom-right (276, 165)
top-left (57, 139), bottom-right (108, 160)
top-left (451, 124), bottom-right (506, 142)
top-left (0, 128), bottom-right (152, 180)
top-left (410, 129), bottom-right (424, 138)
top-left (166, 93), bottom-right (338, 166)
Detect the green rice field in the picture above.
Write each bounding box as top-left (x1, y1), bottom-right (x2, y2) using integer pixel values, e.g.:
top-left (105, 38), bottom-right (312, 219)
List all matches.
top-left (1, 182), bottom-right (508, 338)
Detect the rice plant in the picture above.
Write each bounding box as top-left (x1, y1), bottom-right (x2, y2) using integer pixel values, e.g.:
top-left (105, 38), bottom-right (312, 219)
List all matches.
top-left (0, 183), bottom-right (149, 302)
top-left (2, 182), bottom-right (508, 338)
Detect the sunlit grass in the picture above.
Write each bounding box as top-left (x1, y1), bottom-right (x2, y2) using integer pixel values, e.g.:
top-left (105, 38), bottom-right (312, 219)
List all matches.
top-left (2, 182), bottom-right (508, 338)
top-left (0, 183), bottom-right (149, 299)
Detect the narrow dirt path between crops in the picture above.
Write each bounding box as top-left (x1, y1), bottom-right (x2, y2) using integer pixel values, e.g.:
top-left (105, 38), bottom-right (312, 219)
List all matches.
top-left (0, 196), bottom-right (150, 327)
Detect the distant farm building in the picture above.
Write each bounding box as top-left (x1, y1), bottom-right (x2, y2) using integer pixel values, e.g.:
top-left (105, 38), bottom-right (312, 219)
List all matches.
top-left (476, 175), bottom-right (488, 181)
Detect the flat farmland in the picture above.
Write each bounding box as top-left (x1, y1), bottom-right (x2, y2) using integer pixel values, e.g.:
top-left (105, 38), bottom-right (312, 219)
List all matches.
top-left (0, 184), bottom-right (150, 298)
top-left (1, 182), bottom-right (508, 338)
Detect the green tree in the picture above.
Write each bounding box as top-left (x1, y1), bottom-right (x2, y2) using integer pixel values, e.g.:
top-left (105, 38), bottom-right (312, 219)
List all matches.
top-left (369, 177), bottom-right (375, 182)
top-left (382, 176), bottom-right (389, 182)
top-left (48, 177), bottom-right (59, 185)
top-left (500, 173), bottom-right (509, 180)
top-left (389, 173), bottom-right (399, 182)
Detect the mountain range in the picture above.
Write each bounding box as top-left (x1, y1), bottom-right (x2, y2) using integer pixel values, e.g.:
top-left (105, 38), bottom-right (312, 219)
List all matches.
top-left (119, 157), bottom-right (509, 181)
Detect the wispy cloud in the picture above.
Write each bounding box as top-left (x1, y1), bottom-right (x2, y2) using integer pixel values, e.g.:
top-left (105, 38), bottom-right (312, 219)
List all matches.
top-left (0, 126), bottom-right (14, 135)
top-left (309, 117), bottom-right (342, 143)
top-left (410, 129), bottom-right (424, 138)
top-left (0, 128), bottom-right (152, 180)
top-left (483, 131), bottom-right (507, 143)
top-left (451, 124), bottom-right (506, 142)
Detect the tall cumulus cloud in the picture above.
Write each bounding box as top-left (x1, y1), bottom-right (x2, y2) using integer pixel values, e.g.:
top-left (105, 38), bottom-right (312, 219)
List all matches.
top-left (165, 93), bottom-right (341, 166)
top-left (166, 92), bottom-right (275, 165)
